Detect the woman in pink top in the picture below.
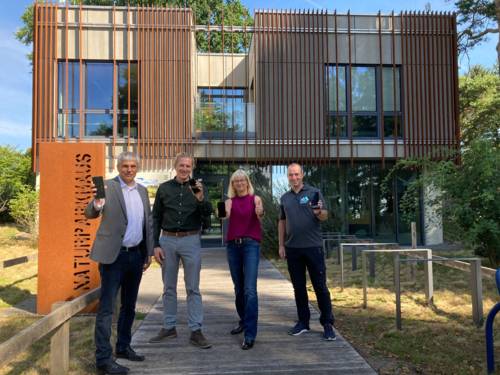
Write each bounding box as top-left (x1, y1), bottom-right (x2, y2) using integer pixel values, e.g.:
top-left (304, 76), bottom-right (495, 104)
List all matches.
top-left (222, 169), bottom-right (264, 350)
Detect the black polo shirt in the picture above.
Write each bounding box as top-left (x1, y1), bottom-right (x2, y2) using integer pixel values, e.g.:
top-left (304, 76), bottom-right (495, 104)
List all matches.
top-left (152, 178), bottom-right (213, 247)
top-left (279, 184), bottom-right (327, 248)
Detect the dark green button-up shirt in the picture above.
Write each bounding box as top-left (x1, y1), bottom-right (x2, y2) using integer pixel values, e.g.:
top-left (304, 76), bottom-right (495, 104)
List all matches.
top-left (152, 178), bottom-right (213, 247)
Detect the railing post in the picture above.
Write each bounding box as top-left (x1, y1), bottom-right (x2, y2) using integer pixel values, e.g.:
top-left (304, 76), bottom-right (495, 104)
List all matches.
top-left (424, 249), bottom-right (434, 305)
top-left (362, 252), bottom-right (367, 309)
top-left (50, 302), bottom-right (69, 375)
top-left (336, 234), bottom-right (341, 265)
top-left (352, 245), bottom-right (357, 271)
top-left (369, 250), bottom-right (376, 278)
top-left (394, 253), bottom-right (402, 330)
top-left (471, 259), bottom-right (484, 327)
top-left (410, 222), bottom-right (417, 282)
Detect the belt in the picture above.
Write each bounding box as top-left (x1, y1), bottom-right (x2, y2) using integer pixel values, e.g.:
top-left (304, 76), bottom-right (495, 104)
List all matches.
top-left (228, 237), bottom-right (255, 245)
top-left (120, 245), bottom-right (140, 252)
top-left (162, 230), bottom-right (200, 237)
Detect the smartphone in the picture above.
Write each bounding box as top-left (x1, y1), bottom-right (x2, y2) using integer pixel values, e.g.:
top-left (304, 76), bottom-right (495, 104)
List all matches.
top-left (92, 176), bottom-right (106, 199)
top-left (310, 191), bottom-right (320, 209)
top-left (217, 201), bottom-right (226, 218)
top-left (189, 178), bottom-right (201, 193)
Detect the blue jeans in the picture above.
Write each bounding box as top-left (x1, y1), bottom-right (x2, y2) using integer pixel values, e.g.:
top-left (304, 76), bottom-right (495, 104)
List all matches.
top-left (95, 250), bottom-right (143, 366)
top-left (226, 238), bottom-right (260, 341)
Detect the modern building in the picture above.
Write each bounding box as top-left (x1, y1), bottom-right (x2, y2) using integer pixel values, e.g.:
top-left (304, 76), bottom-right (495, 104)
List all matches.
top-left (31, 4), bottom-right (460, 245)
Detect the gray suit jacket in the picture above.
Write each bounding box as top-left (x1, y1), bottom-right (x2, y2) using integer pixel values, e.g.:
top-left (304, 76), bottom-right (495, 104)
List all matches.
top-left (84, 176), bottom-right (154, 264)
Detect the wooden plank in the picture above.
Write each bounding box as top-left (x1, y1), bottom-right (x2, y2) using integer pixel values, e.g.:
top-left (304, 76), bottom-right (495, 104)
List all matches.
top-left (0, 288), bottom-right (100, 367)
top-left (123, 248), bottom-right (376, 374)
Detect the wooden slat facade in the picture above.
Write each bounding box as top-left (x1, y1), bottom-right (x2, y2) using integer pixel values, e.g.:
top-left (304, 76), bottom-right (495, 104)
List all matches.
top-left (31, 4), bottom-right (459, 171)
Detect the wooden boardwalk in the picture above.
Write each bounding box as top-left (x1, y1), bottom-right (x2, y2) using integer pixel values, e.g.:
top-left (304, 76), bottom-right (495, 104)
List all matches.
top-left (121, 248), bottom-right (376, 375)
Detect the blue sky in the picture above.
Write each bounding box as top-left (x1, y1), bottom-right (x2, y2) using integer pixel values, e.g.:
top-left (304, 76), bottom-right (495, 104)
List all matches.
top-left (0, 0), bottom-right (497, 151)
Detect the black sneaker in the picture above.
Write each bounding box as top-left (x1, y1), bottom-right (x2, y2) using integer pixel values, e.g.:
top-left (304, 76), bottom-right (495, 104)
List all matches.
top-left (287, 321), bottom-right (310, 336)
top-left (148, 327), bottom-right (177, 343)
top-left (96, 360), bottom-right (129, 374)
top-left (323, 324), bottom-right (337, 341)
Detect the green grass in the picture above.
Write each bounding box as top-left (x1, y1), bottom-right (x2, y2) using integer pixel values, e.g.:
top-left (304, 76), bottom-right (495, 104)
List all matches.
top-left (271, 250), bottom-right (500, 375)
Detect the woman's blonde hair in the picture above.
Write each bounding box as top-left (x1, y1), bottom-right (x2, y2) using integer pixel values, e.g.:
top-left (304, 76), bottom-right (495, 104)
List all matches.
top-left (227, 169), bottom-right (255, 198)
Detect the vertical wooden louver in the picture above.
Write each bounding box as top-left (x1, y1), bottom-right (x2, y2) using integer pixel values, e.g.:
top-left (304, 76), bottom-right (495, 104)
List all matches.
top-left (400, 12), bottom-right (459, 158)
top-left (32, 3), bottom-right (58, 170)
top-left (254, 10), bottom-right (330, 164)
top-left (137, 7), bottom-right (193, 170)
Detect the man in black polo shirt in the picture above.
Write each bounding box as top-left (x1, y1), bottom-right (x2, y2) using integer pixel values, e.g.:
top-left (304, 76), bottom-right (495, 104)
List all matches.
top-left (149, 153), bottom-right (213, 348)
top-left (278, 162), bottom-right (336, 341)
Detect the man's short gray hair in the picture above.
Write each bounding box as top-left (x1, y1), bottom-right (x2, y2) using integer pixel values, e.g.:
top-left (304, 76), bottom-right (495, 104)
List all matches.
top-left (117, 151), bottom-right (140, 167)
top-left (174, 152), bottom-right (195, 168)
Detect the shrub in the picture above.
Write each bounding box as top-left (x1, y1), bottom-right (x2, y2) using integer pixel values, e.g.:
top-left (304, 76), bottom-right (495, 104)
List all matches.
top-left (9, 186), bottom-right (39, 241)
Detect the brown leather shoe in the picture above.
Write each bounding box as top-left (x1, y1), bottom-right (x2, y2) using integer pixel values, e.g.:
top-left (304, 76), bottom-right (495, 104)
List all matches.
top-left (189, 329), bottom-right (212, 349)
top-left (148, 327), bottom-right (177, 343)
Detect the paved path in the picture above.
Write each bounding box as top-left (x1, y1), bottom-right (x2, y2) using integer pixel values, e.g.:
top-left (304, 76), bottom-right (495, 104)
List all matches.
top-left (121, 247), bottom-right (376, 375)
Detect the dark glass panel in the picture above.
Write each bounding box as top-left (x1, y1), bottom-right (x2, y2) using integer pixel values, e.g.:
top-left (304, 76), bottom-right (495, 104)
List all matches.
top-left (85, 113), bottom-right (113, 137)
top-left (86, 63), bottom-right (113, 110)
top-left (327, 66), bottom-right (347, 111)
top-left (382, 67), bottom-right (400, 112)
top-left (351, 67), bottom-right (376, 111)
top-left (372, 163), bottom-right (396, 242)
top-left (328, 115), bottom-right (347, 138)
top-left (57, 62), bottom-right (80, 110)
top-left (118, 63), bottom-right (138, 111)
top-left (57, 113), bottom-right (80, 138)
top-left (352, 115), bottom-right (378, 137)
top-left (346, 164), bottom-right (372, 238)
top-left (118, 113), bottom-right (138, 138)
top-left (384, 115), bottom-right (403, 138)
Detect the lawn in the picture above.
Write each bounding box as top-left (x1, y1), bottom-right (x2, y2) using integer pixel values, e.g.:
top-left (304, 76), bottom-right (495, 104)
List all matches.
top-left (271, 249), bottom-right (500, 374)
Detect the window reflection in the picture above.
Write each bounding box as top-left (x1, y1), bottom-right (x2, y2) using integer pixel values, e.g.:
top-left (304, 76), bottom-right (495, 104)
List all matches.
top-left (325, 65), bottom-right (402, 139)
top-left (86, 63), bottom-right (113, 110)
top-left (195, 87), bottom-right (250, 139)
top-left (351, 67), bottom-right (376, 112)
top-left (85, 114), bottom-right (113, 137)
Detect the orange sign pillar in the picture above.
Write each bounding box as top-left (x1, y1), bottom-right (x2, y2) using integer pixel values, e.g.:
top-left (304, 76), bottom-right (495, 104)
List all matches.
top-left (37, 143), bottom-right (105, 314)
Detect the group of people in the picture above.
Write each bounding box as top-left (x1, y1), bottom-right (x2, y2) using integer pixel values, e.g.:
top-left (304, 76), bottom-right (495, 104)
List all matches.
top-left (86, 151), bottom-right (336, 375)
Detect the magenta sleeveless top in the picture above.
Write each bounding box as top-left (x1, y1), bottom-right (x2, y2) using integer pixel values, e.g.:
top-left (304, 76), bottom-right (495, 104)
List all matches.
top-left (227, 195), bottom-right (262, 242)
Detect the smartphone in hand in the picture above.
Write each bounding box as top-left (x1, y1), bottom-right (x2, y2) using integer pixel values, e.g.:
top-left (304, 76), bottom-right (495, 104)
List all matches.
top-left (217, 201), bottom-right (226, 218)
top-left (92, 176), bottom-right (106, 199)
top-left (189, 178), bottom-right (201, 193)
top-left (310, 191), bottom-right (320, 209)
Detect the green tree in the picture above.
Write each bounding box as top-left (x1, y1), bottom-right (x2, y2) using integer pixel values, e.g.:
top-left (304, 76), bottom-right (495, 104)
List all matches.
top-left (0, 146), bottom-right (35, 219)
top-left (16, 0), bottom-right (253, 57)
top-left (459, 65), bottom-right (500, 146)
top-left (452, 0), bottom-right (499, 69)
top-left (385, 139), bottom-right (499, 266)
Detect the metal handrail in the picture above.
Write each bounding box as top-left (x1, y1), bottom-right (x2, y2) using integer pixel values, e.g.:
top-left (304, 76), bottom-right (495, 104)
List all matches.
top-left (485, 269), bottom-right (500, 373)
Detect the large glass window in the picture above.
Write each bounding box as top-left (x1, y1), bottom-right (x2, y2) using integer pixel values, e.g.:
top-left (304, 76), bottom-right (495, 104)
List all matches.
top-left (326, 66), bottom-right (347, 137)
top-left (118, 63), bottom-right (138, 138)
top-left (382, 67), bottom-right (403, 138)
top-left (57, 62), bottom-right (80, 138)
top-left (57, 60), bottom-right (138, 139)
top-left (86, 63), bottom-right (113, 110)
top-left (326, 65), bottom-right (402, 139)
top-left (195, 87), bottom-right (249, 139)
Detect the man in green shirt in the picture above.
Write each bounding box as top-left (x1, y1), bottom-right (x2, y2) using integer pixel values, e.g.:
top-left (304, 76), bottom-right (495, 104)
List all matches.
top-left (149, 153), bottom-right (213, 348)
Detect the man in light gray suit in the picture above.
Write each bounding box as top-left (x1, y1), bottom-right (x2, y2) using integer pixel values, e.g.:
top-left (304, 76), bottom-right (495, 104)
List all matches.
top-left (85, 152), bottom-right (153, 375)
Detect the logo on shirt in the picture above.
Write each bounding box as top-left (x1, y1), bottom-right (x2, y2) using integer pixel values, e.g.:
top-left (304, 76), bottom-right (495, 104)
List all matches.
top-left (299, 196), bottom-right (310, 205)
